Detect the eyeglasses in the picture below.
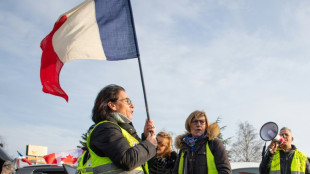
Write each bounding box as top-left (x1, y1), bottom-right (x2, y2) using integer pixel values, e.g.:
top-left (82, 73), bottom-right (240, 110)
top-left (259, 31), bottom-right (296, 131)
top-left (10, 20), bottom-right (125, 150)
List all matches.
top-left (118, 98), bottom-right (132, 105)
top-left (280, 133), bottom-right (289, 137)
top-left (191, 119), bottom-right (206, 125)
top-left (157, 142), bottom-right (168, 148)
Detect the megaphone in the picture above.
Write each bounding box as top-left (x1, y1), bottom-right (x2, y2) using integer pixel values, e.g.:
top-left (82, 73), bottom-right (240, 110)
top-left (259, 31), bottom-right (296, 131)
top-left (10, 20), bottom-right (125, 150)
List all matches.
top-left (259, 122), bottom-right (285, 146)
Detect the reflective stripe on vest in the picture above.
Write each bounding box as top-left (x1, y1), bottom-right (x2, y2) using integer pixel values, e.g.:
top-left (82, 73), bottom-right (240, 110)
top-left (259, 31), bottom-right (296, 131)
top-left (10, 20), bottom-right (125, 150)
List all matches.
top-left (178, 152), bottom-right (185, 174)
top-left (76, 152), bottom-right (93, 174)
top-left (178, 141), bottom-right (218, 174)
top-left (87, 121), bottom-right (148, 174)
top-left (270, 149), bottom-right (307, 174)
top-left (206, 142), bottom-right (218, 174)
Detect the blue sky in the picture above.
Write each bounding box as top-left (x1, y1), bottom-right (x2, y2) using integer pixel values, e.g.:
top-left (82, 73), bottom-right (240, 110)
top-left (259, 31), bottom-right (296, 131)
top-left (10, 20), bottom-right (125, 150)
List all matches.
top-left (1, 0), bottom-right (310, 159)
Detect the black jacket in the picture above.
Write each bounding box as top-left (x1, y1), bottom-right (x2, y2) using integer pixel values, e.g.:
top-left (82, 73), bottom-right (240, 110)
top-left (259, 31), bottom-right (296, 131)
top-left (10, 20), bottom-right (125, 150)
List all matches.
top-left (259, 145), bottom-right (310, 174)
top-left (173, 123), bottom-right (231, 174)
top-left (89, 117), bottom-right (156, 171)
top-left (148, 151), bottom-right (177, 174)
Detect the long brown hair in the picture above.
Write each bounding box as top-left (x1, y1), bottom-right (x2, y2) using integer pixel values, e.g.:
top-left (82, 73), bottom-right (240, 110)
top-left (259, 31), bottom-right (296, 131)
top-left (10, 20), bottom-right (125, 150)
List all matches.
top-left (157, 131), bottom-right (173, 158)
top-left (92, 84), bottom-right (124, 124)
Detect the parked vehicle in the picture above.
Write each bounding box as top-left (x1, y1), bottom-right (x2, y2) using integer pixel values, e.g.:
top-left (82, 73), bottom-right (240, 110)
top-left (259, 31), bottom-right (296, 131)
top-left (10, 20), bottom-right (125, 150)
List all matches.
top-left (231, 162), bottom-right (259, 174)
top-left (15, 164), bottom-right (76, 174)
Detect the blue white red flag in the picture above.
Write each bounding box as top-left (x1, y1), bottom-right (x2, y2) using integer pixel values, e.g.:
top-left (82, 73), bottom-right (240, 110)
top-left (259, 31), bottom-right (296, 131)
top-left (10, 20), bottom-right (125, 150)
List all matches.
top-left (40, 0), bottom-right (139, 101)
top-left (17, 151), bottom-right (32, 165)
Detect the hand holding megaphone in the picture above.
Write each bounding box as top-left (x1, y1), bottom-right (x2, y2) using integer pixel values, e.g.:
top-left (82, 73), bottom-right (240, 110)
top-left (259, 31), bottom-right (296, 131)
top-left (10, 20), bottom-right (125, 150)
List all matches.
top-left (267, 134), bottom-right (286, 154)
top-left (260, 122), bottom-right (286, 154)
top-left (268, 141), bottom-right (278, 154)
top-left (272, 134), bottom-right (285, 146)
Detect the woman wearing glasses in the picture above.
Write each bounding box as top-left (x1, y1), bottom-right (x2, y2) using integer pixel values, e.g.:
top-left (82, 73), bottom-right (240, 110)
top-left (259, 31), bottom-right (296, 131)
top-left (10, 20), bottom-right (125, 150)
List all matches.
top-left (87, 84), bottom-right (157, 174)
top-left (147, 131), bottom-right (177, 174)
top-left (173, 110), bottom-right (231, 174)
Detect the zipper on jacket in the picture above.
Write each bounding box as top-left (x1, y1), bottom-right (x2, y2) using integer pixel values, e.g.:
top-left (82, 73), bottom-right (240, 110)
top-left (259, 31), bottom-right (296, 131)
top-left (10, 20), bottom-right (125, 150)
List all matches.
top-left (284, 154), bottom-right (288, 174)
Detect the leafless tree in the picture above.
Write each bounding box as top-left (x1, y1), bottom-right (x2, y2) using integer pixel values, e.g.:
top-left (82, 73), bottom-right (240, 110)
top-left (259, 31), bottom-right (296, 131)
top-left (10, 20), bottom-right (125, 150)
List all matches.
top-left (229, 121), bottom-right (263, 162)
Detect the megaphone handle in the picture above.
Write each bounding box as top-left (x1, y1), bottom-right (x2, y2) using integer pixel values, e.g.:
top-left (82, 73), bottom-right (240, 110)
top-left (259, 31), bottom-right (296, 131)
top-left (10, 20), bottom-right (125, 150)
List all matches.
top-left (262, 141), bottom-right (266, 158)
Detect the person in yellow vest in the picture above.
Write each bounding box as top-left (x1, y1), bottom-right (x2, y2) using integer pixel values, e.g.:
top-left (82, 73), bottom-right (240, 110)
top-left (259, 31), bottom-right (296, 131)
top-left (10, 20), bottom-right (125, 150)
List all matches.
top-left (173, 110), bottom-right (231, 174)
top-left (76, 124), bottom-right (95, 174)
top-left (259, 127), bottom-right (310, 174)
top-left (87, 84), bottom-right (157, 174)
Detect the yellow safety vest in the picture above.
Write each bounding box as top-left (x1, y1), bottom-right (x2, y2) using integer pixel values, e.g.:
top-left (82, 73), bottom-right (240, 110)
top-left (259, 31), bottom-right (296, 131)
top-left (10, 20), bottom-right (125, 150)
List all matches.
top-left (270, 149), bottom-right (307, 174)
top-left (76, 151), bottom-right (93, 174)
top-left (178, 141), bottom-right (218, 174)
top-left (87, 121), bottom-right (149, 174)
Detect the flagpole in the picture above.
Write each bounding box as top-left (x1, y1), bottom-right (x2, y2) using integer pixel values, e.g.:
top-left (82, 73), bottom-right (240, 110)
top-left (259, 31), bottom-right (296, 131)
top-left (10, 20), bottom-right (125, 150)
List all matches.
top-left (137, 56), bottom-right (151, 120)
top-left (127, 0), bottom-right (151, 120)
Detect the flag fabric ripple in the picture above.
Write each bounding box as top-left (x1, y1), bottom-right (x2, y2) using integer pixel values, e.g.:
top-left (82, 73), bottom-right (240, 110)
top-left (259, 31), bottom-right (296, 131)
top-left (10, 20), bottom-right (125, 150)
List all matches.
top-left (17, 151), bottom-right (32, 165)
top-left (40, 0), bottom-right (139, 101)
top-left (43, 149), bottom-right (84, 165)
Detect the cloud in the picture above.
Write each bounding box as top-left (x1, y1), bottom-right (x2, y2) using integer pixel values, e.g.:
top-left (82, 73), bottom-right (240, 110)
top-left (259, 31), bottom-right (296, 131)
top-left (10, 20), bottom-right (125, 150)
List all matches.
top-left (1, 0), bottom-right (310, 157)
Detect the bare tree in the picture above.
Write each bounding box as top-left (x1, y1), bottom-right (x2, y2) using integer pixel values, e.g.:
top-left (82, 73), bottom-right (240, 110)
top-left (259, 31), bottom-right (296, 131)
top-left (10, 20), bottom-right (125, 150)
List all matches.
top-left (229, 121), bottom-right (263, 162)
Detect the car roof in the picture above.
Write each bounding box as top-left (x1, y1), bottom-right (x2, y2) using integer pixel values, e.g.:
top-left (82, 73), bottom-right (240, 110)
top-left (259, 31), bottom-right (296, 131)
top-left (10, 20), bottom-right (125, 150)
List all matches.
top-left (230, 162), bottom-right (260, 169)
top-left (16, 165), bottom-right (65, 174)
top-left (15, 164), bottom-right (77, 174)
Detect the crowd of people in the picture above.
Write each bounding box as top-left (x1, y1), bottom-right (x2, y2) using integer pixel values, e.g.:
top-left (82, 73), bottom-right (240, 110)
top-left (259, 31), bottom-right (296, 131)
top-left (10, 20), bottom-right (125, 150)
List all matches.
top-left (77, 84), bottom-right (233, 174)
top-left (74, 84), bottom-right (310, 174)
top-left (2, 84), bottom-right (309, 174)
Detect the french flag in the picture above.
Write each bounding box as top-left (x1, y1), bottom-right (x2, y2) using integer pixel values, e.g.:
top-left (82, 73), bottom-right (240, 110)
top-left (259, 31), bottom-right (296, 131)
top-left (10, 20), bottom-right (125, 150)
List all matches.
top-left (40, 0), bottom-right (139, 101)
top-left (17, 151), bottom-right (32, 165)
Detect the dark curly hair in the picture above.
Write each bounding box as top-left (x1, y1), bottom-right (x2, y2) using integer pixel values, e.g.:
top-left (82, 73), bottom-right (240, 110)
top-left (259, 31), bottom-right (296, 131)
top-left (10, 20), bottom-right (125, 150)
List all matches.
top-left (92, 84), bottom-right (125, 124)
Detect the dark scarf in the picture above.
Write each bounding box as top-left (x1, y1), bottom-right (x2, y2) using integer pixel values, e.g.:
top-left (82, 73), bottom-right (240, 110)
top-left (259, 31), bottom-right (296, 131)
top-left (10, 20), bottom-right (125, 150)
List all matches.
top-left (183, 131), bottom-right (207, 152)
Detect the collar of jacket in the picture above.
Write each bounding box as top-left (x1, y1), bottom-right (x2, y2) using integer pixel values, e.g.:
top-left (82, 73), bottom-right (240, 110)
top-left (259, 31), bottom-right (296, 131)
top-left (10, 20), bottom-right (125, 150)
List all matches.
top-left (110, 112), bottom-right (131, 124)
top-left (174, 123), bottom-right (220, 150)
top-left (277, 144), bottom-right (297, 153)
top-left (107, 113), bottom-right (139, 139)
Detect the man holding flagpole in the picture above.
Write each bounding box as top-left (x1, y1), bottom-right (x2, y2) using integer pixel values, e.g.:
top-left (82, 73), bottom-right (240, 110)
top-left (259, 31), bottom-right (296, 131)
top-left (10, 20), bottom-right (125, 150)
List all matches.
top-left (87, 84), bottom-right (157, 174)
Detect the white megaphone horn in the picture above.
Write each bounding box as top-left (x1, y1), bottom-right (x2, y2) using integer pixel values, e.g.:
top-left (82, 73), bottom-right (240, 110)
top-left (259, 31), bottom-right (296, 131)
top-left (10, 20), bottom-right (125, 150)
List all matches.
top-left (259, 122), bottom-right (285, 146)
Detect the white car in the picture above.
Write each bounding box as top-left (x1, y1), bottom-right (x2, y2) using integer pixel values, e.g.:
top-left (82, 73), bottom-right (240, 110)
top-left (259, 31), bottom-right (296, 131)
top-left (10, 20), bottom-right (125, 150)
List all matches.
top-left (231, 162), bottom-right (260, 174)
